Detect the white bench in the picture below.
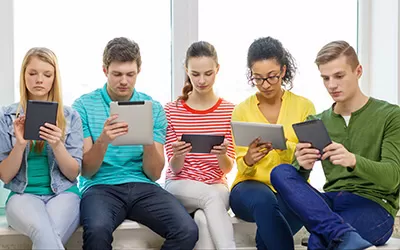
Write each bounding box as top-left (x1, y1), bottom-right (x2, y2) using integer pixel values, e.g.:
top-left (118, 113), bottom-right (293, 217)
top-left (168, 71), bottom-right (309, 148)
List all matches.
top-left (0, 215), bottom-right (399, 250)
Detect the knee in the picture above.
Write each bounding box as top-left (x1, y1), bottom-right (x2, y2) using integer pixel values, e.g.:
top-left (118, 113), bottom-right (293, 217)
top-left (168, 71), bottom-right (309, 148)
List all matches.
top-left (193, 209), bottom-right (207, 228)
top-left (270, 164), bottom-right (297, 187)
top-left (174, 217), bottom-right (199, 248)
top-left (82, 218), bottom-right (113, 241)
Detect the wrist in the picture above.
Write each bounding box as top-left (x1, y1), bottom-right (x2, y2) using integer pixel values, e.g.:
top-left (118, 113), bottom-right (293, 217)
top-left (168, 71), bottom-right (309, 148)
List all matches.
top-left (350, 154), bottom-right (357, 169)
top-left (243, 156), bottom-right (253, 167)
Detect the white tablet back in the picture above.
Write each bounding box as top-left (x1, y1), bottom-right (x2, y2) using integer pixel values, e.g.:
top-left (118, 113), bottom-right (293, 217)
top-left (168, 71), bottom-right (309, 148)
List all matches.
top-left (110, 101), bottom-right (153, 146)
top-left (231, 121), bottom-right (287, 149)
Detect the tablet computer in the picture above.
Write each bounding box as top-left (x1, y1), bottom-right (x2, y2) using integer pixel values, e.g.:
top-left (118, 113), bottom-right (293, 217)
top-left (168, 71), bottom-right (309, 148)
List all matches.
top-left (231, 121), bottom-right (287, 150)
top-left (24, 100), bottom-right (58, 141)
top-left (292, 119), bottom-right (332, 154)
top-left (181, 134), bottom-right (225, 153)
top-left (110, 101), bottom-right (153, 146)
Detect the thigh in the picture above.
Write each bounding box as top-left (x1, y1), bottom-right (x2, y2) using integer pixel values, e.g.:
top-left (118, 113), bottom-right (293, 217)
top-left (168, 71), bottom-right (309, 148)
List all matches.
top-left (46, 192), bottom-right (81, 243)
top-left (166, 180), bottom-right (228, 213)
top-left (211, 183), bottom-right (230, 210)
top-left (229, 180), bottom-right (277, 223)
top-left (6, 194), bottom-right (51, 235)
top-left (80, 185), bottom-right (128, 233)
top-left (128, 183), bottom-right (195, 238)
top-left (333, 192), bottom-right (394, 246)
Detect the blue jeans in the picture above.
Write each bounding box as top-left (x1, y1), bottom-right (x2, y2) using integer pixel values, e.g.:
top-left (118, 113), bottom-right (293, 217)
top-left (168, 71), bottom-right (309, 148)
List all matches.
top-left (229, 180), bottom-right (303, 250)
top-left (271, 164), bottom-right (394, 250)
top-left (80, 182), bottom-right (198, 250)
top-left (6, 192), bottom-right (80, 250)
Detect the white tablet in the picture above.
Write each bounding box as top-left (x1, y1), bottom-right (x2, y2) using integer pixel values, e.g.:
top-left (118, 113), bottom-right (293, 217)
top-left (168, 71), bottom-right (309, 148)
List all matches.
top-left (109, 101), bottom-right (153, 146)
top-left (231, 121), bottom-right (287, 149)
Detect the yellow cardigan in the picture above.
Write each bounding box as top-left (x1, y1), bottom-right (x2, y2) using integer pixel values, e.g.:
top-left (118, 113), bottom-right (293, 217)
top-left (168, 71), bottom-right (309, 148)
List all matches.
top-left (231, 91), bottom-right (316, 191)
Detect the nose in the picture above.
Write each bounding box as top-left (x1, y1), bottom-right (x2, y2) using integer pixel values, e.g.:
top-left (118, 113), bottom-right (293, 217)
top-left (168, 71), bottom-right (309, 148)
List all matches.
top-left (36, 74), bottom-right (43, 83)
top-left (327, 79), bottom-right (338, 90)
top-left (120, 75), bottom-right (128, 85)
top-left (198, 75), bottom-right (206, 84)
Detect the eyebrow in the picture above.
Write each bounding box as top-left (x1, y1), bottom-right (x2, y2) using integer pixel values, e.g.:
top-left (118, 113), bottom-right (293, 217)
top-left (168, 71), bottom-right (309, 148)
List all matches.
top-left (27, 69), bottom-right (53, 74)
top-left (320, 71), bottom-right (346, 78)
top-left (190, 69), bottom-right (214, 74)
top-left (253, 70), bottom-right (280, 76)
top-left (111, 71), bottom-right (137, 74)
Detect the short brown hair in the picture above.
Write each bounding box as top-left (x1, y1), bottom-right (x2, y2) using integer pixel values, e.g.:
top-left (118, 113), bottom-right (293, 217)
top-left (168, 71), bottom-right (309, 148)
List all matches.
top-left (103, 37), bottom-right (142, 69)
top-left (315, 40), bottom-right (359, 70)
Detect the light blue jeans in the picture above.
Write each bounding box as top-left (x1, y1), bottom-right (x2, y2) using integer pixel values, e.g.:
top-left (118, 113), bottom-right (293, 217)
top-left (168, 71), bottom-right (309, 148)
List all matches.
top-left (6, 192), bottom-right (80, 250)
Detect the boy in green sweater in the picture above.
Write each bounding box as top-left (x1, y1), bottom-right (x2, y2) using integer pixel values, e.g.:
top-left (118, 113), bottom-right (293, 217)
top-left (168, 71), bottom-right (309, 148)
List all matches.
top-left (271, 40), bottom-right (400, 250)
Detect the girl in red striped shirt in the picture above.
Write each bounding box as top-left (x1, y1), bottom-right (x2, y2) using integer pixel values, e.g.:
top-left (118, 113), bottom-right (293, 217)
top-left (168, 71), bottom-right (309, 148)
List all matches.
top-left (164, 41), bottom-right (236, 249)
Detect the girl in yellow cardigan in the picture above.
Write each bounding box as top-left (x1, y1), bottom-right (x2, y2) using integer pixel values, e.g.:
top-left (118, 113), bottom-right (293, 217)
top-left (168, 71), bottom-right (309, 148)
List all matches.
top-left (229, 37), bottom-right (316, 250)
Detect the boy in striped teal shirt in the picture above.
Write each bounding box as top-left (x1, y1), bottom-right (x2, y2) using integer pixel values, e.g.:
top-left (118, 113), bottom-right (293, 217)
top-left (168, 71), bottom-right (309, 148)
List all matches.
top-left (271, 41), bottom-right (400, 250)
top-left (72, 37), bottom-right (198, 250)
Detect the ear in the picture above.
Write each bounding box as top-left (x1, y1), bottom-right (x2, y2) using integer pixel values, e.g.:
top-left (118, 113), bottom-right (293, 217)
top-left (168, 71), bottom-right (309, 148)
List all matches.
top-left (102, 65), bottom-right (108, 77)
top-left (355, 64), bottom-right (363, 79)
top-left (185, 66), bottom-right (189, 75)
top-left (281, 65), bottom-right (287, 77)
top-left (215, 64), bottom-right (220, 74)
top-left (137, 67), bottom-right (141, 74)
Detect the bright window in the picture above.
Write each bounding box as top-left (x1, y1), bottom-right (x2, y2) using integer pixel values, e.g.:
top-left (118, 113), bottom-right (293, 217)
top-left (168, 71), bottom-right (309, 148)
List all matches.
top-left (13, 0), bottom-right (172, 106)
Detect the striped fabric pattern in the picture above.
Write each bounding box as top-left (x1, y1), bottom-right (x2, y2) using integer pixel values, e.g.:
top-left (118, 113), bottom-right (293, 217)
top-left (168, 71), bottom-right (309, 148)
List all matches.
top-left (165, 98), bottom-right (235, 184)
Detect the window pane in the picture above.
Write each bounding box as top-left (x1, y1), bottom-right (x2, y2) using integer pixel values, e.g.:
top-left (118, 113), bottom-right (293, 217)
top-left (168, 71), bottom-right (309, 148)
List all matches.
top-left (199, 0), bottom-right (358, 189)
top-left (14, 0), bottom-right (171, 106)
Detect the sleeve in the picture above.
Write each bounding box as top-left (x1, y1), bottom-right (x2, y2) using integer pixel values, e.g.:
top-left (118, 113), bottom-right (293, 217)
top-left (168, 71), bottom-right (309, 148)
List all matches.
top-left (231, 106), bottom-right (257, 176)
top-left (225, 106), bottom-right (236, 160)
top-left (152, 101), bottom-right (167, 145)
top-left (0, 110), bottom-right (12, 163)
top-left (350, 108), bottom-right (400, 192)
top-left (71, 98), bottom-right (91, 139)
top-left (276, 99), bottom-right (316, 164)
top-left (164, 103), bottom-right (177, 161)
top-left (65, 110), bottom-right (84, 171)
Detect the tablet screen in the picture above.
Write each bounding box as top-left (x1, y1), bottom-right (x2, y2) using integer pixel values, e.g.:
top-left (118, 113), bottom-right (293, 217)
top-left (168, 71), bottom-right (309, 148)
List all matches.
top-left (24, 100), bottom-right (58, 141)
top-left (181, 134), bottom-right (224, 154)
top-left (292, 119), bottom-right (332, 153)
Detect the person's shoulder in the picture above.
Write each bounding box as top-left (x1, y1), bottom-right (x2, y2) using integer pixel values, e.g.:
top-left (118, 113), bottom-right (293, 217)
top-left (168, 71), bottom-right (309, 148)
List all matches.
top-left (63, 105), bottom-right (80, 119)
top-left (74, 88), bottom-right (102, 105)
top-left (286, 91), bottom-right (314, 107)
top-left (371, 98), bottom-right (400, 119)
top-left (220, 98), bottom-right (236, 108)
top-left (234, 94), bottom-right (255, 112)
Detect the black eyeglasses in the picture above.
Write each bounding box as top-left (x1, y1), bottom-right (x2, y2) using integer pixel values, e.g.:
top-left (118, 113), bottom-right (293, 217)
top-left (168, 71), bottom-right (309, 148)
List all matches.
top-left (250, 72), bottom-right (282, 86)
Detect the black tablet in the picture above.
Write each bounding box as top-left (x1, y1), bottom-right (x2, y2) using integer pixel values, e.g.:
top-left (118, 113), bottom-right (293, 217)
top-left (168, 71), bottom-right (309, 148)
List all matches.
top-left (292, 119), bottom-right (332, 154)
top-left (181, 134), bottom-right (225, 154)
top-left (24, 100), bottom-right (58, 140)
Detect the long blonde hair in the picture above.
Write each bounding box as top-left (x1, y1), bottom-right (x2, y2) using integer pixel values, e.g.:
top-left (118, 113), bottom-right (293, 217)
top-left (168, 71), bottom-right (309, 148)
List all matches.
top-left (18, 47), bottom-right (66, 152)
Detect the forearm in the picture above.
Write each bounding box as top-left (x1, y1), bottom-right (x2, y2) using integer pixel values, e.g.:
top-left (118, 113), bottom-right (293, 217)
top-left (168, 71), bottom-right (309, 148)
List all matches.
top-left (0, 143), bottom-right (26, 184)
top-left (352, 155), bottom-right (400, 191)
top-left (143, 144), bottom-right (164, 181)
top-left (52, 144), bottom-right (80, 181)
top-left (82, 139), bottom-right (108, 178)
top-left (217, 154), bottom-right (234, 174)
top-left (169, 155), bottom-right (185, 174)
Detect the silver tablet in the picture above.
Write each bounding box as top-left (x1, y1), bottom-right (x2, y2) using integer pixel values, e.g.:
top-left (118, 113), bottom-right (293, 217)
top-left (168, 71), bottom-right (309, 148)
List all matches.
top-left (231, 121), bottom-right (287, 149)
top-left (109, 101), bottom-right (153, 146)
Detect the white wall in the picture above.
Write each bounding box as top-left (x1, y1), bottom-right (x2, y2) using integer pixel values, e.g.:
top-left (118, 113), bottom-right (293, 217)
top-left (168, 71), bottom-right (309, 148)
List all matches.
top-left (359, 0), bottom-right (400, 104)
top-left (0, 0), bottom-right (14, 106)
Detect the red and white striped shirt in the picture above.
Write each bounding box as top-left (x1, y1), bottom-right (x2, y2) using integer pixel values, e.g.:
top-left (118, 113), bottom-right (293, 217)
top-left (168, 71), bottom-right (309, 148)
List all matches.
top-left (165, 98), bottom-right (235, 184)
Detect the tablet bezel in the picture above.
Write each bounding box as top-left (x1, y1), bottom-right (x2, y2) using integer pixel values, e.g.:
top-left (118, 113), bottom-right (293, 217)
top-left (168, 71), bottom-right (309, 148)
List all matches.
top-left (181, 134), bottom-right (225, 154)
top-left (292, 119), bottom-right (332, 153)
top-left (24, 100), bottom-right (58, 141)
top-left (109, 101), bottom-right (153, 146)
top-left (231, 121), bottom-right (287, 149)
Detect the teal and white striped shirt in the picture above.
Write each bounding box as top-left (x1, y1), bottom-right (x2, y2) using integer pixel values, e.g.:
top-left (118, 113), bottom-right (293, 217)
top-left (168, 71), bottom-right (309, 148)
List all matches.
top-left (72, 84), bottom-right (167, 193)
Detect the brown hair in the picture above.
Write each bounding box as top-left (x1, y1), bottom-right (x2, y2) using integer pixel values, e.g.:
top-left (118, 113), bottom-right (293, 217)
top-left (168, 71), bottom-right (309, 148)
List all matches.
top-left (178, 41), bottom-right (218, 101)
top-left (18, 47), bottom-right (66, 153)
top-left (315, 40), bottom-right (359, 70)
top-left (103, 37), bottom-right (142, 70)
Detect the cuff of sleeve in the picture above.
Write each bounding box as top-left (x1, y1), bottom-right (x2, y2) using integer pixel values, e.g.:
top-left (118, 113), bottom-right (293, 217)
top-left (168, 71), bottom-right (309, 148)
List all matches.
top-left (238, 158), bottom-right (257, 176)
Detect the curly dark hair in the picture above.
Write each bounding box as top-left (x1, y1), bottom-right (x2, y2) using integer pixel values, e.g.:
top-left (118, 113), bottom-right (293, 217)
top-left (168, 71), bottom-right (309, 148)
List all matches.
top-left (247, 37), bottom-right (297, 89)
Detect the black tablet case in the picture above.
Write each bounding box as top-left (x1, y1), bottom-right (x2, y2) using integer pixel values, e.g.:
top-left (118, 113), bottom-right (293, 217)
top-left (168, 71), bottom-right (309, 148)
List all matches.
top-left (292, 119), bottom-right (332, 154)
top-left (181, 134), bottom-right (225, 153)
top-left (24, 100), bottom-right (58, 140)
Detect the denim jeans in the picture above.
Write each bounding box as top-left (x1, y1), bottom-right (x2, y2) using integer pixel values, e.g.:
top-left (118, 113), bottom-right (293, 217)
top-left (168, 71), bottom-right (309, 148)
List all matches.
top-left (271, 164), bottom-right (394, 250)
top-left (80, 182), bottom-right (199, 250)
top-left (229, 180), bottom-right (303, 250)
top-left (6, 192), bottom-right (80, 250)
